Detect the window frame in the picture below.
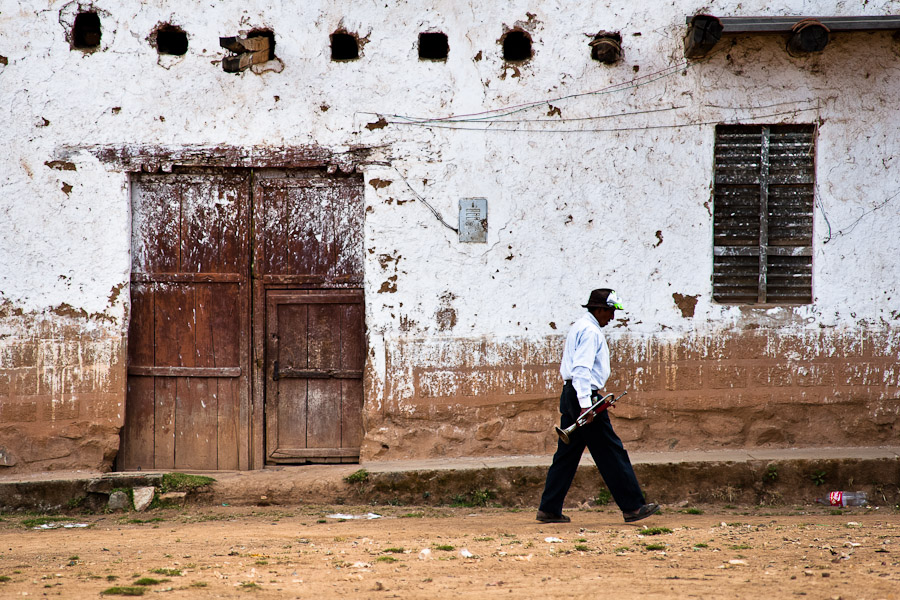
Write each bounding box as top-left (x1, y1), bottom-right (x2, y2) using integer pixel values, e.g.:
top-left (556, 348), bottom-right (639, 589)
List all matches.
top-left (712, 124), bottom-right (816, 305)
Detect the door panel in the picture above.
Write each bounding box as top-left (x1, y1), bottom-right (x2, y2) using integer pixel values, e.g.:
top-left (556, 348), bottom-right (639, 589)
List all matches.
top-left (307, 379), bottom-right (343, 448)
top-left (254, 170), bottom-right (364, 464)
top-left (174, 377), bottom-right (217, 469)
top-left (341, 378), bottom-right (364, 448)
top-left (120, 375), bottom-right (154, 470)
top-left (265, 291), bottom-right (364, 463)
top-left (153, 284), bottom-right (194, 367)
top-left (253, 172), bottom-right (364, 284)
top-left (153, 376), bottom-right (177, 469)
top-left (216, 376), bottom-right (240, 468)
top-left (122, 172), bottom-right (250, 471)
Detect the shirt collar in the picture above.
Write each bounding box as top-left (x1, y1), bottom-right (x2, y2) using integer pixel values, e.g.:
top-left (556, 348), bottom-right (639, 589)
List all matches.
top-left (584, 311), bottom-right (600, 329)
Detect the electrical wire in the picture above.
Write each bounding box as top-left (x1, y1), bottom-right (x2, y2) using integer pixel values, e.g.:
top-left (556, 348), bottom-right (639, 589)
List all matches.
top-left (393, 166), bottom-right (458, 233)
top-left (371, 50), bottom-right (899, 245)
top-left (384, 106), bottom-right (821, 133)
top-left (428, 105), bottom-right (687, 124)
top-left (362, 54), bottom-right (716, 127)
top-left (407, 60), bottom-right (698, 123)
top-left (820, 187), bottom-right (900, 244)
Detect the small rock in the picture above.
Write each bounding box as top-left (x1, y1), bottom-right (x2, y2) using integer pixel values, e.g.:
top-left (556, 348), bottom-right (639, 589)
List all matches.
top-left (133, 487), bottom-right (155, 512)
top-left (832, 553), bottom-right (851, 563)
top-left (108, 490), bottom-right (130, 511)
top-left (0, 446), bottom-right (18, 466)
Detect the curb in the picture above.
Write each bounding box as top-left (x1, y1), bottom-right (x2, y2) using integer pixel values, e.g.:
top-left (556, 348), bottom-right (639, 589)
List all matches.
top-left (2, 453), bottom-right (897, 513)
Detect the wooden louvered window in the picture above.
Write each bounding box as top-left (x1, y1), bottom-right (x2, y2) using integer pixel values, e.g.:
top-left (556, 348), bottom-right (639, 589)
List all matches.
top-left (712, 124), bottom-right (815, 304)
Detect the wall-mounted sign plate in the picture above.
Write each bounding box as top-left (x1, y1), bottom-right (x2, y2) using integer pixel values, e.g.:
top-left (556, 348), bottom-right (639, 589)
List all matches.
top-left (459, 197), bottom-right (487, 243)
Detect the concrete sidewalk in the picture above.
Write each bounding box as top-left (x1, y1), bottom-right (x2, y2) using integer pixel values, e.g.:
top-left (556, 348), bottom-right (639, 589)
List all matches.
top-left (2, 446), bottom-right (898, 512)
top-left (365, 446), bottom-right (900, 472)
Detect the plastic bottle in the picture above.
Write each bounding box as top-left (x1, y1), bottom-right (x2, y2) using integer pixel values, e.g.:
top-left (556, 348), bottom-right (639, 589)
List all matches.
top-left (820, 491), bottom-right (868, 507)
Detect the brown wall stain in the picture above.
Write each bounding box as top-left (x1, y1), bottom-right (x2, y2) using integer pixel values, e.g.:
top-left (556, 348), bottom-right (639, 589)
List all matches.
top-left (361, 329), bottom-right (900, 462)
top-left (4, 298), bottom-right (898, 472)
top-left (365, 118), bottom-right (388, 130)
top-left (368, 178), bottom-right (392, 189)
top-left (0, 310), bottom-right (125, 474)
top-left (672, 293), bottom-right (699, 318)
top-left (435, 292), bottom-right (457, 331)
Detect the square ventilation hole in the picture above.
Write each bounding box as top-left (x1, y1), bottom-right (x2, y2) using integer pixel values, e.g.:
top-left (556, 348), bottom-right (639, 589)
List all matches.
top-left (419, 32), bottom-right (448, 60)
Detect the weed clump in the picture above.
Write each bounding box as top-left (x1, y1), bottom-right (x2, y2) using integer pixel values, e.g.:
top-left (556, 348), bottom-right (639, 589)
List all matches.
top-left (639, 526), bottom-right (673, 536)
top-left (160, 473), bottom-right (215, 493)
top-left (101, 586), bottom-right (146, 596)
top-left (450, 489), bottom-right (495, 507)
top-left (344, 469), bottom-right (370, 484)
top-left (594, 489), bottom-right (613, 506)
top-left (21, 516), bottom-right (76, 529)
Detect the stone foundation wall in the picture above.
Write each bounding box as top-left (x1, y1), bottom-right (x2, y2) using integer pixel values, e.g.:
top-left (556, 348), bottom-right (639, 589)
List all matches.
top-left (361, 328), bottom-right (900, 461)
top-left (608, 329), bottom-right (899, 450)
top-left (2, 310), bottom-right (896, 472)
top-left (0, 308), bottom-right (125, 475)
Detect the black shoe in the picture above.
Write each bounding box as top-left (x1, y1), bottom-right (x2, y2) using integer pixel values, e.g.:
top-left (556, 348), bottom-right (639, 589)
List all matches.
top-left (536, 510), bottom-right (571, 523)
top-left (623, 503), bottom-right (660, 523)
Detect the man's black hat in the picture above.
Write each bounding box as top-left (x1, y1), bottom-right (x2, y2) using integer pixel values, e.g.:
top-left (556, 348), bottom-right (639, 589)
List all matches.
top-left (583, 288), bottom-right (624, 310)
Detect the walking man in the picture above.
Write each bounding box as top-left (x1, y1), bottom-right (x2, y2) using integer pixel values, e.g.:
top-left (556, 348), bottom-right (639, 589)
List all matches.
top-left (537, 288), bottom-right (659, 524)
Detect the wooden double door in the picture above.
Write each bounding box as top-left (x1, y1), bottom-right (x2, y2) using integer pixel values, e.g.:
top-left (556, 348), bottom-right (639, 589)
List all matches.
top-left (120, 168), bottom-right (364, 470)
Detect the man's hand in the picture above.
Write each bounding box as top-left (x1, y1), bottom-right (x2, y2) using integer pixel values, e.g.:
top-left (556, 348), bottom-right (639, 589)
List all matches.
top-left (579, 407), bottom-right (595, 424)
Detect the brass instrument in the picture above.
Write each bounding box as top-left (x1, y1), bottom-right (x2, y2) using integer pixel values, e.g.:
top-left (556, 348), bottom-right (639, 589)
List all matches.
top-left (555, 391), bottom-right (627, 444)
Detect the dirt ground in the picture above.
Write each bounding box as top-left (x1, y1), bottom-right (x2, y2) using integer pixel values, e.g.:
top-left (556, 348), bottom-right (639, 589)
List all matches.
top-left (1, 503), bottom-right (898, 599)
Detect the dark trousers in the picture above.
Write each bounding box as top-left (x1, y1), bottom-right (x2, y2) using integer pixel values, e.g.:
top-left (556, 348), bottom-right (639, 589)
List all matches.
top-left (539, 381), bottom-right (645, 514)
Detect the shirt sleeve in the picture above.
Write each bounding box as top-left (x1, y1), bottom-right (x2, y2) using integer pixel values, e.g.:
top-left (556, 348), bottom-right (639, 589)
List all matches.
top-left (571, 329), bottom-right (601, 408)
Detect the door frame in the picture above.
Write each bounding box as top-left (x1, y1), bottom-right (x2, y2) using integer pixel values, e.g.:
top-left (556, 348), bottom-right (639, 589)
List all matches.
top-left (110, 146), bottom-right (370, 471)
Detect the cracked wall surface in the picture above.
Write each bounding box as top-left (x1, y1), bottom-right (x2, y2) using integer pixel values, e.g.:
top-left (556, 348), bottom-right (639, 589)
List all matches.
top-left (1, 1), bottom-right (899, 472)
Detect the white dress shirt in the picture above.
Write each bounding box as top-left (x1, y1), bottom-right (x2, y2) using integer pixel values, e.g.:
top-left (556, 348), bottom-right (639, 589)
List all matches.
top-left (559, 312), bottom-right (610, 409)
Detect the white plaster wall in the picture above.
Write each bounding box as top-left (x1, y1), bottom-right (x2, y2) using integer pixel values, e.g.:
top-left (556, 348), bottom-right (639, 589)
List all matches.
top-left (1, 0), bottom-right (898, 344)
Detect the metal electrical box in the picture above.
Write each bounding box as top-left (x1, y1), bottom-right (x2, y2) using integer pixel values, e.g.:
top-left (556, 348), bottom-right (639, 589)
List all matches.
top-left (458, 197), bottom-right (487, 243)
